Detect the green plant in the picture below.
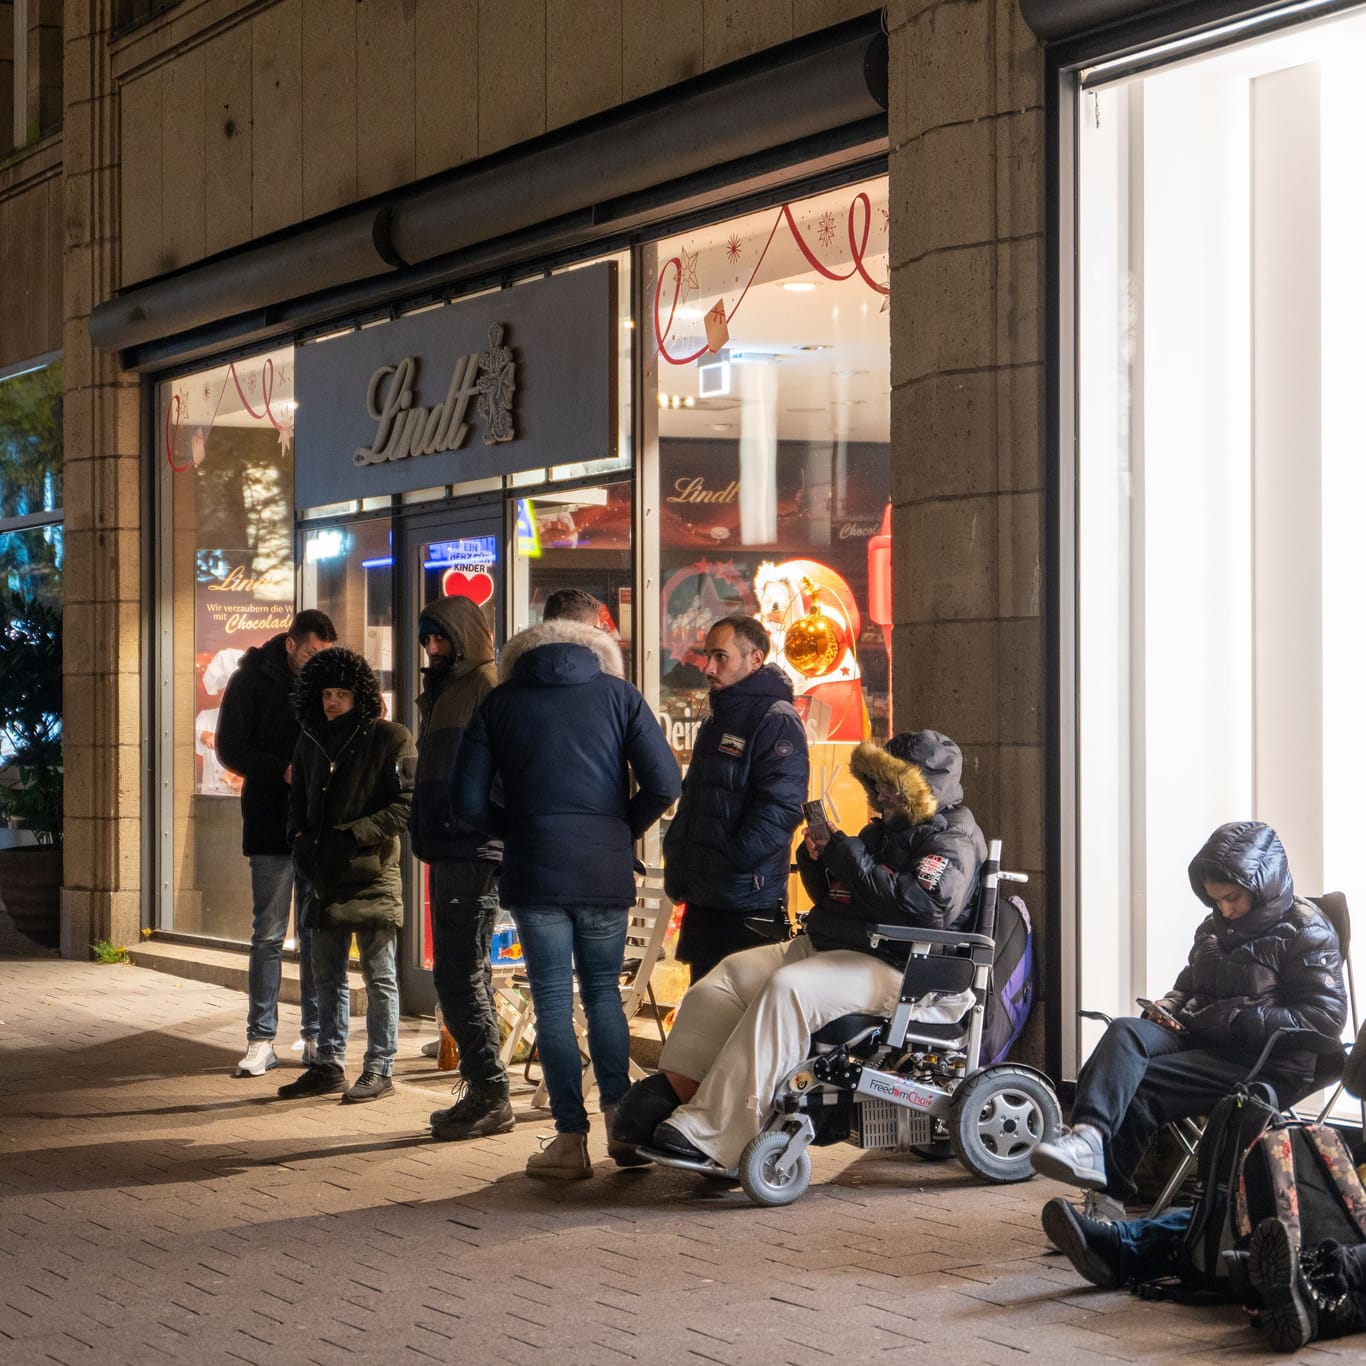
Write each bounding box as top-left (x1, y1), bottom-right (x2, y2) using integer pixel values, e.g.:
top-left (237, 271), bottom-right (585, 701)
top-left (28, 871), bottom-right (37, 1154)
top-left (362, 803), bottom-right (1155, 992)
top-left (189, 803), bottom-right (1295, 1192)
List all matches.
top-left (90, 938), bottom-right (131, 964)
top-left (0, 593), bottom-right (62, 844)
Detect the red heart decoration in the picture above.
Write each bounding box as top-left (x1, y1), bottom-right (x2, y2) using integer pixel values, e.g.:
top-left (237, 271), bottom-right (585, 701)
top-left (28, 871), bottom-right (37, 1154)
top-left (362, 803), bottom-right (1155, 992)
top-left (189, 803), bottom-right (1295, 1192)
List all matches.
top-left (441, 569), bottom-right (495, 605)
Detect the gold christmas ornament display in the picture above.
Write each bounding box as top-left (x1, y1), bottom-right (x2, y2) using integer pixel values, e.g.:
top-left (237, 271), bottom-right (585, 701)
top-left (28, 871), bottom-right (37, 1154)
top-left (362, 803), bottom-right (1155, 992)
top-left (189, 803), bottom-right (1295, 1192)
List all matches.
top-left (783, 581), bottom-right (843, 678)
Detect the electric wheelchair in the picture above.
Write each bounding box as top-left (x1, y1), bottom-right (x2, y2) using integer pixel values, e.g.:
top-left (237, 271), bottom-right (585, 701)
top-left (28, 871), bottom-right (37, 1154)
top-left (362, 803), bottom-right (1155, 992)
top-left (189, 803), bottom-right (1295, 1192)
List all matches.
top-left (641, 839), bottom-right (1062, 1207)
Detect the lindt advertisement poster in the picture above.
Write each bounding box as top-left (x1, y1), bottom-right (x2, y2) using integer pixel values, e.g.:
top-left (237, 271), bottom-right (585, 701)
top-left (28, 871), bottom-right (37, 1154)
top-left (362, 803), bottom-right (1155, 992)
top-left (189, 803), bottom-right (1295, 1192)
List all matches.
top-left (193, 550), bottom-right (294, 796)
top-left (657, 437), bottom-right (891, 760)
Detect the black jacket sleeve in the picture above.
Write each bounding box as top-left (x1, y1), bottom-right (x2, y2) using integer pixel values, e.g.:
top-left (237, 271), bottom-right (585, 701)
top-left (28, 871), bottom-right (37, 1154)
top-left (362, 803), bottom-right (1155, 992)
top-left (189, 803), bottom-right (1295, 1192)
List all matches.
top-left (729, 706), bottom-right (809, 871)
top-left (450, 703), bottom-right (506, 838)
top-left (215, 671), bottom-right (288, 785)
top-left (624, 693), bottom-right (682, 839)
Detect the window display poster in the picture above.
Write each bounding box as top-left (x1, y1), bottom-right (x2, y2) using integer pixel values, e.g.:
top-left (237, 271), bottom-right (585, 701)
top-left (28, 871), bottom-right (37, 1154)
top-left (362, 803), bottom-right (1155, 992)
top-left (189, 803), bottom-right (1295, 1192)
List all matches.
top-left (194, 549), bottom-right (294, 796)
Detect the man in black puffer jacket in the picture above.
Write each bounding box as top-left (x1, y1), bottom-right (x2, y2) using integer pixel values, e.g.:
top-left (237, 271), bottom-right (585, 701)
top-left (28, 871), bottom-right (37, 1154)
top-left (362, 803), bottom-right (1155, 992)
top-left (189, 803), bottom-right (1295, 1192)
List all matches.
top-left (452, 618), bottom-right (680, 1179)
top-left (279, 648), bottom-right (416, 1106)
top-left (614, 729), bottom-right (986, 1174)
top-left (663, 615), bottom-right (809, 982)
top-left (1032, 820), bottom-right (1347, 1207)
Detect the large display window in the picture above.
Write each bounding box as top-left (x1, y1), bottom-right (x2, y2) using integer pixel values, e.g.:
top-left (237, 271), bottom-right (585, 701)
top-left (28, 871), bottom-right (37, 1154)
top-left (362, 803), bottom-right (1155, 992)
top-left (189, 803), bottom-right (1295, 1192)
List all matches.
top-left (156, 346), bottom-right (298, 939)
top-left (646, 174), bottom-right (891, 893)
top-left (1070, 8), bottom-right (1366, 1088)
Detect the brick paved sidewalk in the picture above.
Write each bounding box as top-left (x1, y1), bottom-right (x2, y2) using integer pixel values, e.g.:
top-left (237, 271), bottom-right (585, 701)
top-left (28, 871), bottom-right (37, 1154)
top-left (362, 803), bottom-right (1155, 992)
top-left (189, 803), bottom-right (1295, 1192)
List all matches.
top-left (0, 957), bottom-right (1326, 1365)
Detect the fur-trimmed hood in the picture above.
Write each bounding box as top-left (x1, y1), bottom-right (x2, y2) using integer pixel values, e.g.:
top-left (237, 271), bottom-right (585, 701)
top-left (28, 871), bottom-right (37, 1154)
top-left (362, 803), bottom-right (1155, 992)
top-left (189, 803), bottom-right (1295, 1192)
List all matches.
top-left (498, 618), bottom-right (624, 684)
top-left (848, 729), bottom-right (965, 826)
top-left (292, 646), bottom-right (383, 729)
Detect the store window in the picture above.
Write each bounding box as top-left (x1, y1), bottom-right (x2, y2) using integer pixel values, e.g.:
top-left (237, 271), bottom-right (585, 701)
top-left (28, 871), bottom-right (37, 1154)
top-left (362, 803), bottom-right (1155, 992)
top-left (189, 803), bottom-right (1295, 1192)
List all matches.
top-left (1071, 9), bottom-right (1366, 1084)
top-left (647, 175), bottom-right (891, 885)
top-left (156, 346), bottom-right (297, 938)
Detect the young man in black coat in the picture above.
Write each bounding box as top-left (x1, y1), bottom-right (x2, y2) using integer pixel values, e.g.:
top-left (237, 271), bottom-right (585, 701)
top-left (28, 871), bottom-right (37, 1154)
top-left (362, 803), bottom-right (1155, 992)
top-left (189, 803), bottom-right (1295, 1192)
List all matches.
top-left (662, 615), bottom-right (810, 982)
top-left (215, 609), bottom-right (336, 1079)
top-left (1032, 820), bottom-right (1347, 1212)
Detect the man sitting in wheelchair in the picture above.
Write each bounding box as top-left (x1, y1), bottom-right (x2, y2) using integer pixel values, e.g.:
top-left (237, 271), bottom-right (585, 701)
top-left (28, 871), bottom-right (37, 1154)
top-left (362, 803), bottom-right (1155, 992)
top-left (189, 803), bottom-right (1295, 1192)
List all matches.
top-left (612, 728), bottom-right (987, 1172)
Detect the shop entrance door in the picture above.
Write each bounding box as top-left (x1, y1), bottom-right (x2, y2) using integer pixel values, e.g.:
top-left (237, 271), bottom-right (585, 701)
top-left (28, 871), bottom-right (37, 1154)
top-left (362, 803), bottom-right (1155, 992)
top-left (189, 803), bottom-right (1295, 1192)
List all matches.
top-left (398, 497), bottom-right (505, 1016)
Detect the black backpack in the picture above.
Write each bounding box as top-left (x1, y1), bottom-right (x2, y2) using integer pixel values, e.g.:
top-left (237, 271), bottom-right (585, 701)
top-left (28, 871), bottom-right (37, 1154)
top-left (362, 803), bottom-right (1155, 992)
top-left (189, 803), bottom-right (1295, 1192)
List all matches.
top-left (1161, 1084), bottom-right (1281, 1299)
top-left (980, 894), bottom-right (1035, 1065)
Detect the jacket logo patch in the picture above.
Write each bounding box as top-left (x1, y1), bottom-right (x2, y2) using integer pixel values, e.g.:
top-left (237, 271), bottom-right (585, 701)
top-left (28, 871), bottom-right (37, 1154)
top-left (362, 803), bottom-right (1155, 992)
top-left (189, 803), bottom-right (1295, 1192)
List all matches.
top-left (719, 733), bottom-right (747, 757)
top-left (774, 740), bottom-right (793, 757)
top-left (916, 854), bottom-right (949, 891)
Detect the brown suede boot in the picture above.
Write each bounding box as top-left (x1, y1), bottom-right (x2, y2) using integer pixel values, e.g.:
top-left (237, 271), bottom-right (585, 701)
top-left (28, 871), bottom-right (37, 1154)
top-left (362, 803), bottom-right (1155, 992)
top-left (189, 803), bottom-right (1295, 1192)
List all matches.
top-left (526, 1129), bottom-right (592, 1179)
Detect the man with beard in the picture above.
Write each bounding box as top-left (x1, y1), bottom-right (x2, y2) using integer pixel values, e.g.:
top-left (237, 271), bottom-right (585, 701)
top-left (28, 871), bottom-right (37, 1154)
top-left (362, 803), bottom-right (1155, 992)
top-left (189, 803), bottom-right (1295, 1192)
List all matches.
top-left (216, 609), bottom-right (336, 1079)
top-left (411, 595), bottom-right (514, 1142)
top-left (663, 615), bottom-right (809, 983)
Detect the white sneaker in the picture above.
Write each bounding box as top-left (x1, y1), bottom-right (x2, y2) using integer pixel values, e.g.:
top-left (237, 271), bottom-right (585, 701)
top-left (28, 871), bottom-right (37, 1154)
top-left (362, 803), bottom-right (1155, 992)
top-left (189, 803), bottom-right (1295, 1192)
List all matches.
top-left (420, 1039), bottom-right (440, 1058)
top-left (301, 1040), bottom-right (319, 1067)
top-left (234, 1040), bottom-right (279, 1077)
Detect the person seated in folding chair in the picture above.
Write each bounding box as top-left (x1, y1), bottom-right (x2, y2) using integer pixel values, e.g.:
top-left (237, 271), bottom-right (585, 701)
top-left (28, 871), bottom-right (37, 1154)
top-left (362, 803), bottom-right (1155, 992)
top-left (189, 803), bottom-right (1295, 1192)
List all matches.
top-left (1032, 820), bottom-right (1347, 1217)
top-left (612, 729), bottom-right (986, 1172)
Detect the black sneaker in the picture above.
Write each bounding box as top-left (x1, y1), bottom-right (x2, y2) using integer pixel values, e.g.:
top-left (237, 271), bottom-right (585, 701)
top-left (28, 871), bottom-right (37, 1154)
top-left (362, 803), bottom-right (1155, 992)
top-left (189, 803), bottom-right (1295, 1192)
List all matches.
top-left (651, 1120), bottom-right (708, 1162)
top-left (611, 1073), bottom-right (681, 1144)
top-left (342, 1070), bottom-right (395, 1104)
top-left (277, 1062), bottom-right (347, 1099)
top-left (1250, 1217), bottom-right (1318, 1352)
top-left (1041, 1197), bottom-right (1123, 1289)
top-left (430, 1081), bottom-right (514, 1140)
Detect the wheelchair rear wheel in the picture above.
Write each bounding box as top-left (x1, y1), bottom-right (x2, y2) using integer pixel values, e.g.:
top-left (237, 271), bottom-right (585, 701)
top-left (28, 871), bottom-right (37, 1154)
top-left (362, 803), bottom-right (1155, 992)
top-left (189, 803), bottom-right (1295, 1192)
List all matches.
top-left (948, 1066), bottom-right (1060, 1183)
top-left (738, 1131), bottom-right (812, 1207)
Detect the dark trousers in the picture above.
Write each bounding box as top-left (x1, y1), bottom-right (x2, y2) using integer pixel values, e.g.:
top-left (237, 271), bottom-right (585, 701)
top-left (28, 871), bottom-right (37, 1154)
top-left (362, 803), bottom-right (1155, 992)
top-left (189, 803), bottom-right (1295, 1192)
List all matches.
top-left (1073, 1016), bottom-right (1307, 1201)
top-left (430, 859), bottom-right (506, 1089)
top-left (678, 902), bottom-right (784, 985)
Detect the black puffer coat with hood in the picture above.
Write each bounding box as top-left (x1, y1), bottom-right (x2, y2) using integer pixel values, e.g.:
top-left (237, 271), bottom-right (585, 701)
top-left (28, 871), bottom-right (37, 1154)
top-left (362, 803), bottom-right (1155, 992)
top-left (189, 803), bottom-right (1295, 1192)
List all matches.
top-left (662, 663), bottom-right (809, 913)
top-left (800, 730), bottom-right (987, 966)
top-left (288, 648), bottom-right (416, 927)
top-left (410, 594), bottom-right (501, 864)
top-left (452, 619), bottom-right (680, 910)
top-left (1164, 821), bottom-right (1346, 1064)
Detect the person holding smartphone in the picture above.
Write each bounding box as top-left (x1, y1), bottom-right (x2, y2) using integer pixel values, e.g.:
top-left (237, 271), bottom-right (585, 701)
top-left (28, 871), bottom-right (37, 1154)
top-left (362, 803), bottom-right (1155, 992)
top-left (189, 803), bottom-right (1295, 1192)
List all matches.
top-left (1031, 821), bottom-right (1347, 1216)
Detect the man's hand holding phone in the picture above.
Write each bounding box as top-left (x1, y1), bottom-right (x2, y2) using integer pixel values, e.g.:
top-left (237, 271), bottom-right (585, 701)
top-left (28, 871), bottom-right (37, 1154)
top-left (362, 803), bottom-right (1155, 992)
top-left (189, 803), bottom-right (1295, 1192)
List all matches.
top-left (1137, 997), bottom-right (1187, 1033)
top-left (802, 799), bottom-right (832, 857)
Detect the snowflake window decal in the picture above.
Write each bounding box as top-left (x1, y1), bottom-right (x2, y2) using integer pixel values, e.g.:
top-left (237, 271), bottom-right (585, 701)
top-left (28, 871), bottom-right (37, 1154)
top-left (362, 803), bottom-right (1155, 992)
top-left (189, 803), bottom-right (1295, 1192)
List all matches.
top-left (817, 212), bottom-right (837, 248)
top-left (725, 234), bottom-right (743, 264)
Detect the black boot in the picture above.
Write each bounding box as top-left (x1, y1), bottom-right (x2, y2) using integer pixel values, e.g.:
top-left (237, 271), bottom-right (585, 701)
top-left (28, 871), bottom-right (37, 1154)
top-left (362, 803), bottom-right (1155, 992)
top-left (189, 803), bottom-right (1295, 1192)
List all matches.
top-left (276, 1062), bottom-right (347, 1099)
top-left (1040, 1197), bottom-right (1123, 1289)
top-left (610, 1073), bottom-right (680, 1145)
top-left (1249, 1217), bottom-right (1318, 1352)
top-left (430, 1079), bottom-right (514, 1141)
top-left (1302, 1239), bottom-right (1366, 1342)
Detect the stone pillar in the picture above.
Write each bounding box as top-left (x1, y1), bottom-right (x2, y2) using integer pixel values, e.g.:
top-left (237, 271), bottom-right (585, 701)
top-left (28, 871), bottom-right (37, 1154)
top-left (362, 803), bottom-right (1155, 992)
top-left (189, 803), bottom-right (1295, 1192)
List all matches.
top-left (887, 0), bottom-right (1046, 870)
top-left (61, 0), bottom-right (142, 956)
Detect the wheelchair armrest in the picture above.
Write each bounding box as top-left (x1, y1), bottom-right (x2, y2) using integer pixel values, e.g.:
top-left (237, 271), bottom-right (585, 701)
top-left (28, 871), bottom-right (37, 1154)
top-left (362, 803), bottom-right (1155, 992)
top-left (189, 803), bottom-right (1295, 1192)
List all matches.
top-left (867, 923), bottom-right (993, 950)
top-left (1077, 1009), bottom-right (1114, 1025)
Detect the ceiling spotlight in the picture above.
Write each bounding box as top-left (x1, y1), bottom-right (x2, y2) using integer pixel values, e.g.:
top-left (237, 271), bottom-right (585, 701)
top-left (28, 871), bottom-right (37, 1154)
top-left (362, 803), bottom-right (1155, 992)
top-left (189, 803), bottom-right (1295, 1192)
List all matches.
top-left (783, 282), bottom-right (817, 293)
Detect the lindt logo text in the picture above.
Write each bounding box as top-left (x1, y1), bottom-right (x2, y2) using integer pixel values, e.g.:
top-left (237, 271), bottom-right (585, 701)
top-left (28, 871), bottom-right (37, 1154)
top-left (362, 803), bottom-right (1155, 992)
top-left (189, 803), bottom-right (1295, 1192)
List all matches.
top-left (354, 323), bottom-right (517, 467)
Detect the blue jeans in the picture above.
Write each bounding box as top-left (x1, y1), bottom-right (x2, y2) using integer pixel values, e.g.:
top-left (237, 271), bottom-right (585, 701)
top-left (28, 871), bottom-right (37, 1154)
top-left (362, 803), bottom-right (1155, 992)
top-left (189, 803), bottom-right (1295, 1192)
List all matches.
top-left (247, 853), bottom-right (319, 1042)
top-left (1115, 1206), bottom-right (1193, 1281)
top-left (513, 904), bottom-right (630, 1133)
top-left (312, 922), bottom-right (399, 1076)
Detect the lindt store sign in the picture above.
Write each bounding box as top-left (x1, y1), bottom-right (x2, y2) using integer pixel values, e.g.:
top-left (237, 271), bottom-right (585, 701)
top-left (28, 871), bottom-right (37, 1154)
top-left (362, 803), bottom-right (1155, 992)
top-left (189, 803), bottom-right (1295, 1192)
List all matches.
top-left (295, 263), bottom-right (617, 509)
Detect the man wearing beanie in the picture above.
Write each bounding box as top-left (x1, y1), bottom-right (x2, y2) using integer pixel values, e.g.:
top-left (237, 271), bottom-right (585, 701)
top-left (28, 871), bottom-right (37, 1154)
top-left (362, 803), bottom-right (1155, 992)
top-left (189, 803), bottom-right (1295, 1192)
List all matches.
top-left (613, 729), bottom-right (986, 1173)
top-left (410, 596), bottom-right (514, 1142)
top-left (278, 647), bottom-right (416, 1103)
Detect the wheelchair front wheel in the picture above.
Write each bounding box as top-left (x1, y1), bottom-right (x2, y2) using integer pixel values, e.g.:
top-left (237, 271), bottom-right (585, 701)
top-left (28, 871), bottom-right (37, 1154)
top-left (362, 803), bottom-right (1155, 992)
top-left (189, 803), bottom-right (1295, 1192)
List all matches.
top-left (949, 1066), bottom-right (1060, 1184)
top-left (738, 1131), bottom-right (812, 1207)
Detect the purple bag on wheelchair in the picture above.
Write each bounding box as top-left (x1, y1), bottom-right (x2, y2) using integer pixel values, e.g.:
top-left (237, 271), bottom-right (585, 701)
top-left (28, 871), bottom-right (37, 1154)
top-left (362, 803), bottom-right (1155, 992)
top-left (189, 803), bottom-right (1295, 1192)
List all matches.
top-left (980, 893), bottom-right (1035, 1065)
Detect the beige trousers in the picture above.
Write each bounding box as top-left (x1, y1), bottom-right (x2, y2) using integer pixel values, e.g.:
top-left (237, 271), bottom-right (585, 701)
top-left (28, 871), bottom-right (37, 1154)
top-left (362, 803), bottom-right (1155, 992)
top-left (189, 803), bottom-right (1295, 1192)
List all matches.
top-left (659, 935), bottom-right (903, 1169)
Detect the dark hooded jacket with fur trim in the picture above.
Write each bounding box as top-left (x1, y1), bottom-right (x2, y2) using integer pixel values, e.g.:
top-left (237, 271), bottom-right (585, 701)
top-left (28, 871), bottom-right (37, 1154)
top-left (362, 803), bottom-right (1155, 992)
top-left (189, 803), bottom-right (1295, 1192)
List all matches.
top-left (1163, 821), bottom-right (1346, 1066)
top-left (451, 619), bottom-right (679, 909)
top-left (662, 663), bottom-right (809, 916)
top-left (288, 647), bottom-right (417, 926)
top-left (410, 594), bottom-right (500, 864)
top-left (800, 730), bottom-right (987, 964)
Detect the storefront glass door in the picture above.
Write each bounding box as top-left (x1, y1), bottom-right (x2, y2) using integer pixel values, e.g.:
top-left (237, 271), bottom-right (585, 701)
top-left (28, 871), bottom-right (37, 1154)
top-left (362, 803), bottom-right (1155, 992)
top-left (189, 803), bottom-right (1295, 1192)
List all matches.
top-left (399, 500), bottom-right (505, 1013)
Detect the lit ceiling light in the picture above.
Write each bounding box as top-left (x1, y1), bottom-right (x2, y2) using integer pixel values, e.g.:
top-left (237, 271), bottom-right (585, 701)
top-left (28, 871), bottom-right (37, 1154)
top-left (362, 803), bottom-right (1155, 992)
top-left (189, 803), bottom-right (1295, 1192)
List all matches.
top-left (783, 282), bottom-right (817, 293)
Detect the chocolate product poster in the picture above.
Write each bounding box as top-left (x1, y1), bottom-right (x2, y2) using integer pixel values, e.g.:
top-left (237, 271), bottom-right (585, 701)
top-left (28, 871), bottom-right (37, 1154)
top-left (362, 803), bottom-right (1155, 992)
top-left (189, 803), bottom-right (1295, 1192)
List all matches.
top-left (193, 550), bottom-right (294, 796)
